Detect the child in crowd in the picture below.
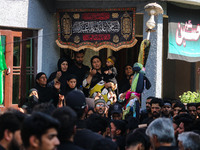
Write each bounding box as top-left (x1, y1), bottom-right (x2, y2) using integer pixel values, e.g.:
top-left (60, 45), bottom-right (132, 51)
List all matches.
top-left (102, 56), bottom-right (117, 105)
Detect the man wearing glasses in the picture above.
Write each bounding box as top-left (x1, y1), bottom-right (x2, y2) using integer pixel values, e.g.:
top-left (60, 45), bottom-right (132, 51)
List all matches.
top-left (94, 99), bottom-right (107, 117)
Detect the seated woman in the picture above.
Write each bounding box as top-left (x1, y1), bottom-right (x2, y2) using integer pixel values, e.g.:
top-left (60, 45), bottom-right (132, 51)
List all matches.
top-left (35, 72), bottom-right (60, 107)
top-left (82, 55), bottom-right (115, 105)
top-left (47, 57), bottom-right (70, 94)
top-left (21, 88), bottom-right (39, 114)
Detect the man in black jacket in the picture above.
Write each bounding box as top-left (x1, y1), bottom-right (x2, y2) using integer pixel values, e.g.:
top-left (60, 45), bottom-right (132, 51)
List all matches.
top-left (52, 106), bottom-right (84, 150)
top-left (65, 90), bottom-right (103, 150)
top-left (0, 113), bottom-right (22, 150)
top-left (68, 50), bottom-right (90, 90)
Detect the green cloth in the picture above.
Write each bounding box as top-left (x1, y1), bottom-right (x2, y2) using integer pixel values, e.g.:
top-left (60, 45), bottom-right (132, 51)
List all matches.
top-left (131, 63), bottom-right (143, 92)
top-left (0, 36), bottom-right (7, 104)
top-left (0, 37), bottom-right (7, 71)
top-left (0, 72), bottom-right (3, 104)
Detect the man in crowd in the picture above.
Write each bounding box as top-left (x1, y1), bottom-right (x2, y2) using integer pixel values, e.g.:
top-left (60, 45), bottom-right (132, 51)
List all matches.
top-left (65, 90), bottom-right (103, 150)
top-left (110, 103), bottom-right (123, 120)
top-left (0, 113), bottom-right (23, 150)
top-left (172, 102), bottom-right (185, 118)
top-left (126, 128), bottom-right (150, 150)
top-left (94, 98), bottom-right (106, 117)
top-left (140, 96), bottom-right (153, 123)
top-left (146, 118), bottom-right (178, 150)
top-left (162, 100), bottom-right (173, 118)
top-left (187, 103), bottom-right (197, 120)
top-left (110, 120), bottom-right (127, 150)
top-left (141, 98), bottom-right (163, 124)
top-left (86, 114), bottom-right (108, 136)
top-left (52, 106), bottom-right (84, 150)
top-left (21, 112), bottom-right (60, 150)
top-left (178, 131), bottom-right (200, 150)
top-left (196, 102), bottom-right (200, 118)
top-left (176, 114), bottom-right (194, 134)
top-left (68, 50), bottom-right (90, 90)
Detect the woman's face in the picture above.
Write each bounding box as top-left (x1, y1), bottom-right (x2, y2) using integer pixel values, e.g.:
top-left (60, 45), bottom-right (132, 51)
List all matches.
top-left (129, 75), bottom-right (134, 85)
top-left (60, 61), bottom-right (68, 72)
top-left (67, 78), bottom-right (77, 89)
top-left (92, 58), bottom-right (101, 70)
top-left (36, 74), bottom-right (47, 87)
top-left (125, 65), bottom-right (133, 77)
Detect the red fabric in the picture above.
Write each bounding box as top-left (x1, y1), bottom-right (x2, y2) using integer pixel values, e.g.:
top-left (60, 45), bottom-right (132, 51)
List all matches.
top-left (82, 13), bottom-right (110, 20)
top-left (125, 91), bottom-right (140, 109)
top-left (83, 34), bottom-right (110, 41)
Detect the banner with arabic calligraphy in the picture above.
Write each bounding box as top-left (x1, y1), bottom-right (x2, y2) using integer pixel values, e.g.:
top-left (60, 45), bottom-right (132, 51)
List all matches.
top-left (168, 4), bottom-right (200, 62)
top-left (56, 8), bottom-right (137, 51)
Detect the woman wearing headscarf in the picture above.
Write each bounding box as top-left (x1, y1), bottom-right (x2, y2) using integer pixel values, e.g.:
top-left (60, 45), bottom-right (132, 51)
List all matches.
top-left (64, 74), bottom-right (80, 96)
top-left (82, 55), bottom-right (113, 104)
top-left (47, 57), bottom-right (70, 94)
top-left (21, 88), bottom-right (39, 114)
top-left (118, 63), bottom-right (134, 94)
top-left (35, 72), bottom-right (60, 107)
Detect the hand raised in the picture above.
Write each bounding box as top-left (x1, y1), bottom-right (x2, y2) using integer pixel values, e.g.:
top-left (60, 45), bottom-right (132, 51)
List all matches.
top-left (90, 69), bottom-right (97, 76)
top-left (104, 70), bottom-right (109, 74)
top-left (56, 71), bottom-right (62, 80)
top-left (108, 70), bottom-right (112, 74)
top-left (54, 80), bottom-right (61, 90)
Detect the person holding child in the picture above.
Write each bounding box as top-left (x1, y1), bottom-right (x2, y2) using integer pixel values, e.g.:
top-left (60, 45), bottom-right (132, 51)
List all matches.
top-left (82, 55), bottom-right (115, 105)
top-left (102, 56), bottom-right (118, 105)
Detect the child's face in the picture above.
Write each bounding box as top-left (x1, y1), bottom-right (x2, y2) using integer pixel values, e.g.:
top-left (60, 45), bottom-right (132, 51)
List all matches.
top-left (67, 78), bottom-right (77, 89)
top-left (106, 60), bottom-right (113, 67)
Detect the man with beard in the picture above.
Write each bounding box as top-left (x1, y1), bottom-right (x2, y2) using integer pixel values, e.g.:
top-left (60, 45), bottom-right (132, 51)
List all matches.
top-left (68, 50), bottom-right (90, 90)
top-left (187, 103), bottom-right (197, 120)
top-left (21, 112), bottom-right (60, 150)
top-left (139, 96), bottom-right (154, 123)
top-left (162, 100), bottom-right (173, 118)
top-left (0, 112), bottom-right (22, 150)
top-left (196, 102), bottom-right (200, 118)
top-left (94, 99), bottom-right (106, 117)
top-left (141, 97), bottom-right (163, 124)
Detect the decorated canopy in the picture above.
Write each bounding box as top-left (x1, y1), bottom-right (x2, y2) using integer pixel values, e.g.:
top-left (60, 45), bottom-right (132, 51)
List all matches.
top-left (56, 8), bottom-right (137, 51)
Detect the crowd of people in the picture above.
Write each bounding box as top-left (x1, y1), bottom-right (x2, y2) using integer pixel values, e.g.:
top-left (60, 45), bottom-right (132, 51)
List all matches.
top-left (1, 50), bottom-right (200, 150)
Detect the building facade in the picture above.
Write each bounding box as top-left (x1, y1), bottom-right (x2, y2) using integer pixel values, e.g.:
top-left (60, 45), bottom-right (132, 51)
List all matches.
top-left (0, 0), bottom-right (199, 109)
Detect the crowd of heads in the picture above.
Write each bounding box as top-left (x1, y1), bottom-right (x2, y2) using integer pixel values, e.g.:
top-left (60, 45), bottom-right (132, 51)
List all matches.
top-left (1, 90), bottom-right (200, 150)
top-left (3, 52), bottom-right (200, 150)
